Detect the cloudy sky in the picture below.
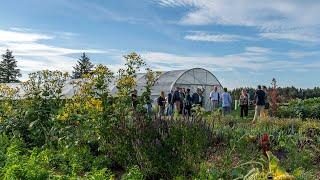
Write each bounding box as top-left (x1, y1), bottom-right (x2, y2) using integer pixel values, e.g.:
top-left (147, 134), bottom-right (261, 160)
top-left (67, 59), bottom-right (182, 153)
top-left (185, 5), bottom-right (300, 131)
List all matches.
top-left (0, 0), bottom-right (320, 88)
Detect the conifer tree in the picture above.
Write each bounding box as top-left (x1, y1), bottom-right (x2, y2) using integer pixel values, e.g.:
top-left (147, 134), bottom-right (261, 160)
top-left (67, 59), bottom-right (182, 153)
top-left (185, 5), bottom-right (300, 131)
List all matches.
top-left (0, 49), bottom-right (21, 83)
top-left (72, 53), bottom-right (94, 79)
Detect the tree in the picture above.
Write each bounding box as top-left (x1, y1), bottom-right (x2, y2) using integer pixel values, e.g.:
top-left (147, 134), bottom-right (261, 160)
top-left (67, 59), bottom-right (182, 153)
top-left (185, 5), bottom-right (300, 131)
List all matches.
top-left (72, 53), bottom-right (94, 79)
top-left (0, 49), bottom-right (21, 83)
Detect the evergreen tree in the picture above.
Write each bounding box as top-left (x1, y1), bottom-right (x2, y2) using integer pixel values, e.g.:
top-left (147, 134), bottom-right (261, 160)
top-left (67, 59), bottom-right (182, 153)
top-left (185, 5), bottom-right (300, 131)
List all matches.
top-left (0, 49), bottom-right (21, 83)
top-left (72, 52), bottom-right (94, 79)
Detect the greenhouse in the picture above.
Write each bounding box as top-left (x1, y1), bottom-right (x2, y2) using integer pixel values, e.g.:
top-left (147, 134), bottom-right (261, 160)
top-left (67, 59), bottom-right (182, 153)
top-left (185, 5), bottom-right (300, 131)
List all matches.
top-left (128, 68), bottom-right (223, 111)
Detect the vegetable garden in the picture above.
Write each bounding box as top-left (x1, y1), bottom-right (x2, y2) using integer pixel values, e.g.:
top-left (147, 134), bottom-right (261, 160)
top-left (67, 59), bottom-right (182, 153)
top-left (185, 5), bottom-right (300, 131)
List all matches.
top-left (0, 53), bottom-right (319, 179)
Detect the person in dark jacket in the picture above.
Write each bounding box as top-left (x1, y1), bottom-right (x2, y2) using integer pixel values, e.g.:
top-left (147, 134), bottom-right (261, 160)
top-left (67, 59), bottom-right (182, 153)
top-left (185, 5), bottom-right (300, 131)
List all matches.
top-left (157, 91), bottom-right (166, 117)
top-left (179, 88), bottom-right (186, 114)
top-left (172, 87), bottom-right (181, 113)
top-left (185, 89), bottom-right (193, 116)
top-left (192, 88), bottom-right (203, 106)
top-left (166, 90), bottom-right (173, 116)
top-left (262, 86), bottom-right (269, 117)
top-left (252, 85), bottom-right (266, 124)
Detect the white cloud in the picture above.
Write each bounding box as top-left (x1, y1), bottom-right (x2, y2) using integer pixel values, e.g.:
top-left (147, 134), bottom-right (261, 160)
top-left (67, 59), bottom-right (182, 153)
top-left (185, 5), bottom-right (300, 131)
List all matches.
top-left (302, 61), bottom-right (320, 68)
top-left (184, 32), bottom-right (253, 42)
top-left (139, 50), bottom-right (320, 88)
top-left (0, 42), bottom-right (105, 57)
top-left (260, 32), bottom-right (320, 43)
top-left (9, 27), bottom-right (34, 32)
top-left (141, 51), bottom-right (286, 71)
top-left (0, 28), bottom-right (112, 79)
top-left (155, 0), bottom-right (320, 43)
top-left (155, 0), bottom-right (320, 27)
top-left (0, 29), bottom-right (53, 42)
top-left (287, 51), bottom-right (320, 59)
top-left (140, 48), bottom-right (320, 76)
top-left (245, 47), bottom-right (271, 54)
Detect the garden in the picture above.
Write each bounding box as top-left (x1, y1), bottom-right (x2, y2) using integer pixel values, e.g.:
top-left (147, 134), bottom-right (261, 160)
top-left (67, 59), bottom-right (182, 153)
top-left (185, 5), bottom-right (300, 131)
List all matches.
top-left (0, 53), bottom-right (319, 179)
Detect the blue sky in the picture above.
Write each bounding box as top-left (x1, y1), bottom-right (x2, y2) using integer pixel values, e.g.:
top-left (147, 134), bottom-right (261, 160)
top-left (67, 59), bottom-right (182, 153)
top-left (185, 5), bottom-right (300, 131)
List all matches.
top-left (0, 0), bottom-right (320, 88)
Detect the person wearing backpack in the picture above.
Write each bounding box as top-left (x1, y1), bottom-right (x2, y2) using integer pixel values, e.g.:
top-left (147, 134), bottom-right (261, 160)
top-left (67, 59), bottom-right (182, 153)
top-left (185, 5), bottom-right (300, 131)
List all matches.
top-left (210, 86), bottom-right (220, 111)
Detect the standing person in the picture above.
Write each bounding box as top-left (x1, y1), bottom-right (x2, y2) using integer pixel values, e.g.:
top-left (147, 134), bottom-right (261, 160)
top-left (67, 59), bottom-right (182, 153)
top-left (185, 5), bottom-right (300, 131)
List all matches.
top-left (221, 88), bottom-right (232, 116)
top-left (157, 91), bottom-right (166, 117)
top-left (144, 94), bottom-right (153, 116)
top-left (172, 87), bottom-right (181, 114)
top-left (180, 88), bottom-right (186, 115)
top-left (166, 90), bottom-right (173, 116)
top-left (185, 88), bottom-right (193, 116)
top-left (192, 88), bottom-right (203, 107)
top-left (131, 89), bottom-right (138, 111)
top-left (252, 85), bottom-right (266, 124)
top-left (209, 86), bottom-right (220, 111)
top-left (239, 89), bottom-right (249, 118)
top-left (262, 86), bottom-right (269, 117)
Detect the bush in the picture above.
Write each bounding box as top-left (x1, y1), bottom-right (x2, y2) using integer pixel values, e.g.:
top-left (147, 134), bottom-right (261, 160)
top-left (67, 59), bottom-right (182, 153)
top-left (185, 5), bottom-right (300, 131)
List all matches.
top-left (122, 166), bottom-right (144, 180)
top-left (277, 98), bottom-right (320, 119)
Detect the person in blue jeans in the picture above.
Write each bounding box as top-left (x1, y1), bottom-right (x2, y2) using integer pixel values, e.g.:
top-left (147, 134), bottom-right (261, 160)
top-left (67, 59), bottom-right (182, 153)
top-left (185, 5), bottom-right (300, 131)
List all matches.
top-left (221, 88), bottom-right (232, 116)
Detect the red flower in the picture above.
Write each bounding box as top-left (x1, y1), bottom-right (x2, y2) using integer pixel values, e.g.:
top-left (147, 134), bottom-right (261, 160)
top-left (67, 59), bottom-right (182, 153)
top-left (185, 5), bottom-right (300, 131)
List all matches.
top-left (260, 133), bottom-right (270, 157)
top-left (262, 133), bottom-right (269, 142)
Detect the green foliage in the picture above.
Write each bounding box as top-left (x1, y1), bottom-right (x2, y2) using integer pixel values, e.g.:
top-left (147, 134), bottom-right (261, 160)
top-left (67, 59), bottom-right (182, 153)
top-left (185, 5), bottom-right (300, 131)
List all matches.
top-left (122, 166), bottom-right (144, 180)
top-left (21, 70), bottom-right (68, 147)
top-left (0, 138), bottom-right (50, 180)
top-left (0, 135), bottom-right (115, 179)
top-left (195, 163), bottom-right (219, 180)
top-left (85, 168), bottom-right (114, 179)
top-left (278, 97), bottom-right (320, 119)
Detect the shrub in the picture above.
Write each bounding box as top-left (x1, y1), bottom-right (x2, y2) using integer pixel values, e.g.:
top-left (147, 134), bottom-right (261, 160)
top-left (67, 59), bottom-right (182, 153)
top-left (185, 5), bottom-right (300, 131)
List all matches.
top-left (277, 98), bottom-right (320, 119)
top-left (122, 166), bottom-right (144, 180)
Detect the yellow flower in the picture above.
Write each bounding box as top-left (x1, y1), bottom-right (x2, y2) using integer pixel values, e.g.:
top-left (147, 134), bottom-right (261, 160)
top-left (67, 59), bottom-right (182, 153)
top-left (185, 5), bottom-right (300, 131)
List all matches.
top-left (84, 98), bottom-right (103, 113)
top-left (57, 112), bottom-right (69, 121)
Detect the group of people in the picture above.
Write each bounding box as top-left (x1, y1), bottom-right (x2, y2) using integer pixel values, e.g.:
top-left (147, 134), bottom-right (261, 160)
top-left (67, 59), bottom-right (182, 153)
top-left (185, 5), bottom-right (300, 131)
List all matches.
top-left (209, 86), bottom-right (233, 116)
top-left (209, 84), bottom-right (270, 122)
top-left (132, 84), bottom-right (269, 122)
top-left (158, 87), bottom-right (204, 117)
top-left (238, 85), bottom-right (269, 123)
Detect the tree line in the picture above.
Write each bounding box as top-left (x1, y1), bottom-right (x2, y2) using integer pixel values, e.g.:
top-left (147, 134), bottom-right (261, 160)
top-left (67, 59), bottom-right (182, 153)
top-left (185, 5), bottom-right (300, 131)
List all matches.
top-left (0, 49), bottom-right (93, 83)
top-left (231, 86), bottom-right (320, 103)
top-left (1, 49), bottom-right (320, 100)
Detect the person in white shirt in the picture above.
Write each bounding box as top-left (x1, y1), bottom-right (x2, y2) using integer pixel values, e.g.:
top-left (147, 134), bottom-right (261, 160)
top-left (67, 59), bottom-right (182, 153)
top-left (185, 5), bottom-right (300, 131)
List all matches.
top-left (209, 86), bottom-right (220, 111)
